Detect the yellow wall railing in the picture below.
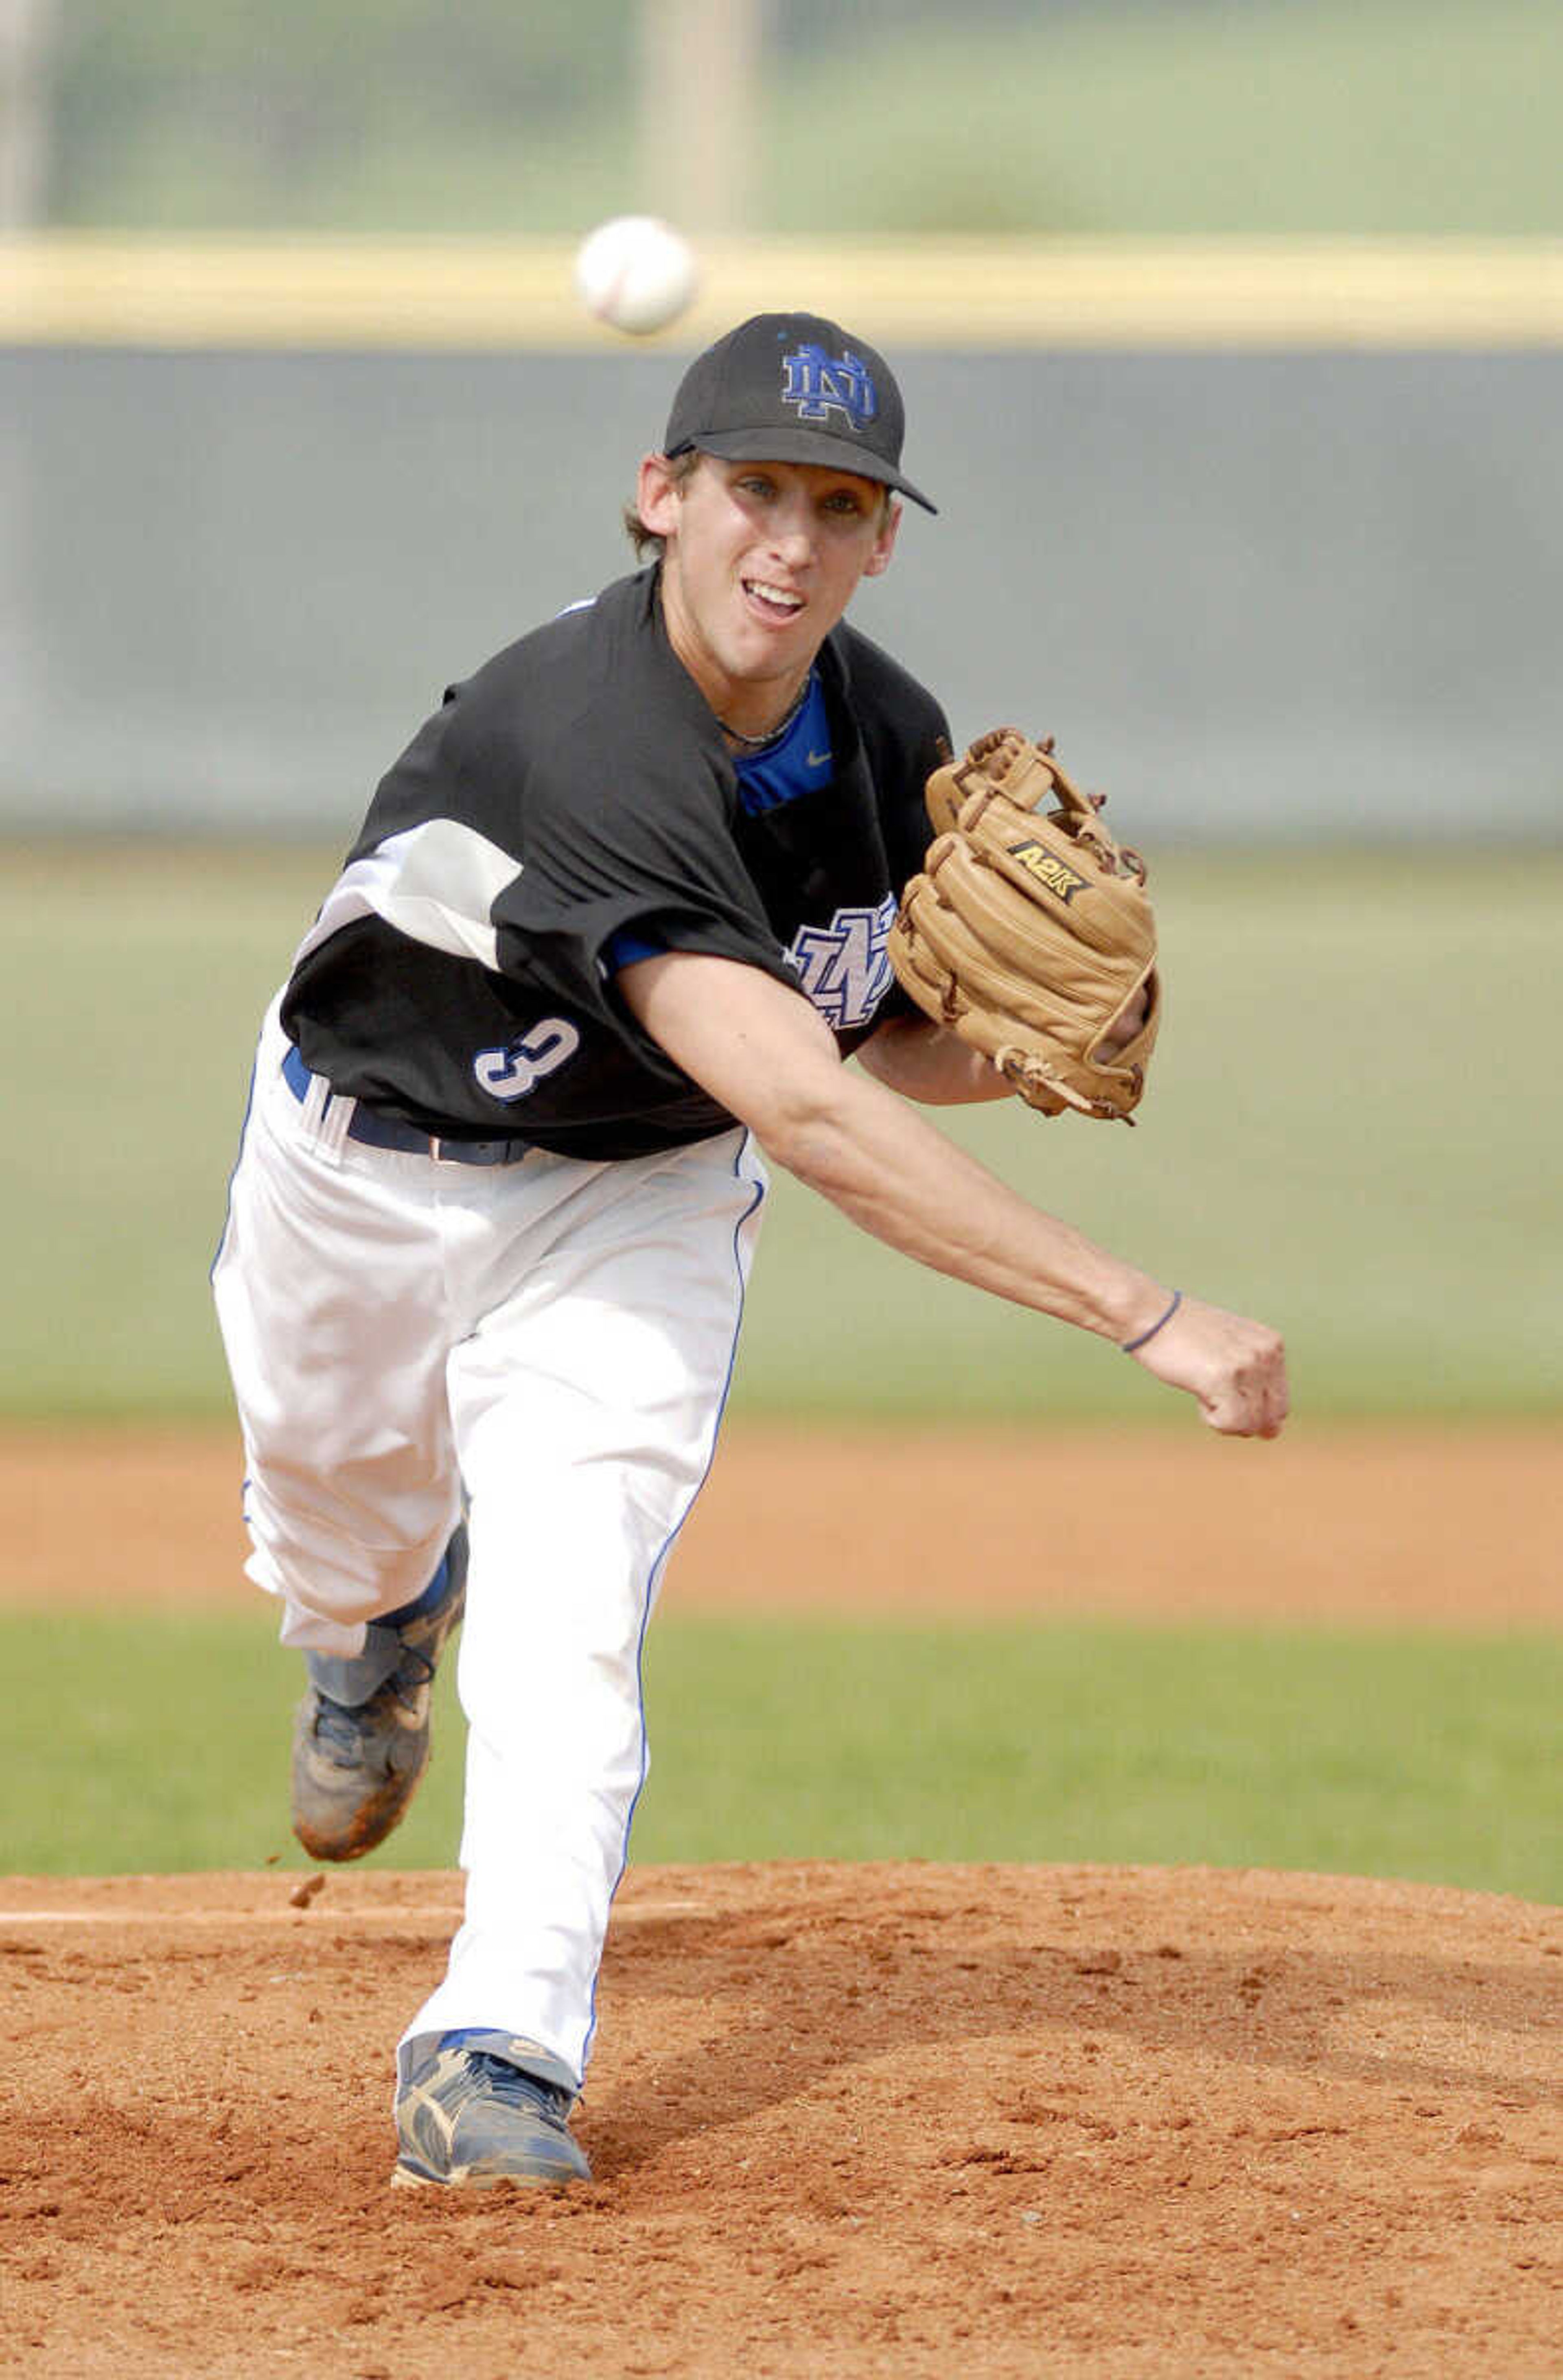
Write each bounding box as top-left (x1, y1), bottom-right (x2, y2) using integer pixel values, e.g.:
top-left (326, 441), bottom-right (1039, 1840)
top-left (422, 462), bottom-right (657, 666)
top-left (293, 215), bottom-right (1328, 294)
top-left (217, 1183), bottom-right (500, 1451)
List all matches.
top-left (4, 234), bottom-right (1562, 349)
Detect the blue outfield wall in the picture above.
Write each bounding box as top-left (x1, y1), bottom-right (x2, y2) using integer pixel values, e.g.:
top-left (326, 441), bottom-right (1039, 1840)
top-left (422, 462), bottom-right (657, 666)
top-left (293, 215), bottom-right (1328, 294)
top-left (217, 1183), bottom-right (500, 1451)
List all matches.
top-left (1, 343), bottom-right (1560, 842)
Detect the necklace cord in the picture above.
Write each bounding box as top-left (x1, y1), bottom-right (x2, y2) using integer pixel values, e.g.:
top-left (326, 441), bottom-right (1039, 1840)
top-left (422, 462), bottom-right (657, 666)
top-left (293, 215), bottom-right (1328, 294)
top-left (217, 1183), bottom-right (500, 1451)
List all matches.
top-left (716, 678), bottom-right (810, 750)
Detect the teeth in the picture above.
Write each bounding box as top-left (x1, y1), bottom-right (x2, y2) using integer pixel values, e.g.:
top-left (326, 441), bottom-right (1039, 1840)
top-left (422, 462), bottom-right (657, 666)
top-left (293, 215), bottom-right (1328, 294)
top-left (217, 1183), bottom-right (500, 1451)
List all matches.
top-left (747, 580), bottom-right (804, 610)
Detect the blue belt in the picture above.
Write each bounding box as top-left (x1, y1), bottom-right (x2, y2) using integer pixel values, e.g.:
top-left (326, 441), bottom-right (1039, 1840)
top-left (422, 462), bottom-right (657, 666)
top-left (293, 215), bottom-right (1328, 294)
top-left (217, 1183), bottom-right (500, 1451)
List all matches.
top-left (282, 1041), bottom-right (531, 1167)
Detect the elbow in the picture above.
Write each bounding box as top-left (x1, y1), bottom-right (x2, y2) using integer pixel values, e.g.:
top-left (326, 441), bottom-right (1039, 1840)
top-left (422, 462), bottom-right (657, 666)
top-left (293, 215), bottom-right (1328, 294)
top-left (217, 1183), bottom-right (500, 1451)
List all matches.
top-left (744, 1071), bottom-right (862, 1195)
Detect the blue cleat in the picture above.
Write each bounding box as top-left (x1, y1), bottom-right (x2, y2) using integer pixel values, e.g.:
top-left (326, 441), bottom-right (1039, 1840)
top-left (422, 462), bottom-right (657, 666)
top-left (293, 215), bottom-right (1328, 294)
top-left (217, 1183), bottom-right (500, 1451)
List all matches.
top-left (392, 2030), bottom-right (591, 2190)
top-left (290, 1527), bottom-right (467, 1862)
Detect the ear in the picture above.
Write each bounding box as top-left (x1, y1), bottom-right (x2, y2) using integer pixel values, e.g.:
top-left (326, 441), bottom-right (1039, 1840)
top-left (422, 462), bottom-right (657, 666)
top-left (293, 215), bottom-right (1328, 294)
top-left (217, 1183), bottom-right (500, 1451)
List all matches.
top-left (861, 497), bottom-right (902, 580)
top-left (637, 453), bottom-right (687, 542)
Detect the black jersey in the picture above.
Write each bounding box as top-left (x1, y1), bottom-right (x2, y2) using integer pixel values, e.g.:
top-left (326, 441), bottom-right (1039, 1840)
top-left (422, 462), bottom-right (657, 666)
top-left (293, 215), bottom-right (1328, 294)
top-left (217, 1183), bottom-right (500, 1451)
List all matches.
top-left (281, 567), bottom-right (950, 1162)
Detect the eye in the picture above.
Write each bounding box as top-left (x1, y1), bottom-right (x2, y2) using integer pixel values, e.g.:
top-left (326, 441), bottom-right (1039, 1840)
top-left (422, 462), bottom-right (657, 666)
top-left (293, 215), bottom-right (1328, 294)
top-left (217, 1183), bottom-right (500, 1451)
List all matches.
top-left (821, 487), bottom-right (867, 518)
top-left (736, 472), bottom-right (776, 500)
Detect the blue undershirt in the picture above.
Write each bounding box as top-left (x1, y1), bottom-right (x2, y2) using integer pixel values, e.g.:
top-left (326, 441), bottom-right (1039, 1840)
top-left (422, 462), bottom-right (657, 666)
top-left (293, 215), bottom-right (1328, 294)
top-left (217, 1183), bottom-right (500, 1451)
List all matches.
top-left (729, 670), bottom-right (832, 816)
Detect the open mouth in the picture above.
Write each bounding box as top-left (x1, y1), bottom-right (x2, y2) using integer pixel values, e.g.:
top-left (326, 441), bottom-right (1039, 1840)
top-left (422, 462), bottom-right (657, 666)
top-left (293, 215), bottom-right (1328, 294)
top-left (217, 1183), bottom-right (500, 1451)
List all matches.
top-left (743, 578), bottom-right (806, 621)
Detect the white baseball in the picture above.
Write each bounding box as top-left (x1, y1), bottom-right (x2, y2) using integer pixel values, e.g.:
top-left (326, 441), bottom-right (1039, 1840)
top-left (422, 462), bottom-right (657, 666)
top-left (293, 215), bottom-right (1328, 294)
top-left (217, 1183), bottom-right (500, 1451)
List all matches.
top-left (574, 216), bottom-right (698, 337)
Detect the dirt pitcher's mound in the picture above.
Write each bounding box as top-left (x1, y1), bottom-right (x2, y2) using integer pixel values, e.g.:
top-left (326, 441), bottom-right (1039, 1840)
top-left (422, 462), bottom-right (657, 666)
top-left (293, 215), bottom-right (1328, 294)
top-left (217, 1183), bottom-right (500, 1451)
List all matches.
top-left (2, 1863), bottom-right (1558, 2379)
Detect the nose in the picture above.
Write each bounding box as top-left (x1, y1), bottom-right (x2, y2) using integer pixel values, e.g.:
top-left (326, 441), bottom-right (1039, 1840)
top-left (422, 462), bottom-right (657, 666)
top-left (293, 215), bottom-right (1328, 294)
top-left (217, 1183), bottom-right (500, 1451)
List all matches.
top-left (769, 493), bottom-right (815, 565)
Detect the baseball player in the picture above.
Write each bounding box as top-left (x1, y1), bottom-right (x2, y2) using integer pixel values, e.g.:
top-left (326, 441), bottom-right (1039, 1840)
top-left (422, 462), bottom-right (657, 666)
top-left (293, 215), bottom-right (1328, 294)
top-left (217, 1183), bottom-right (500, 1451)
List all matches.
top-left (212, 311), bottom-right (1287, 2191)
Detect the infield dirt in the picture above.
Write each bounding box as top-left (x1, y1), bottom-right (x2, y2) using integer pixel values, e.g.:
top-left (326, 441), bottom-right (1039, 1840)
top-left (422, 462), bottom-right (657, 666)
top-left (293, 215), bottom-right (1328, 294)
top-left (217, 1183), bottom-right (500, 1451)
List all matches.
top-left (5, 1418), bottom-right (1562, 1625)
top-left (3, 1422), bottom-right (1560, 2378)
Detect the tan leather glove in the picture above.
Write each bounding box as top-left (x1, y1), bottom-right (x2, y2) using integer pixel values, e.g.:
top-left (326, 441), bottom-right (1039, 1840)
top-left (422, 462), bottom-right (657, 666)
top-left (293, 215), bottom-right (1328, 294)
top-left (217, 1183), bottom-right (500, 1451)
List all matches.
top-left (888, 729), bottom-right (1160, 1122)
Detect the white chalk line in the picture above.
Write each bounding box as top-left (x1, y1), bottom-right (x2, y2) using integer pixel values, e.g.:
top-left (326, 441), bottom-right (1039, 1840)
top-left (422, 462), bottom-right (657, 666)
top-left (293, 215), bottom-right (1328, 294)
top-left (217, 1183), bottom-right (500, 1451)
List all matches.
top-left (0, 1907), bottom-right (457, 1927)
top-left (0, 1899), bottom-right (703, 1928)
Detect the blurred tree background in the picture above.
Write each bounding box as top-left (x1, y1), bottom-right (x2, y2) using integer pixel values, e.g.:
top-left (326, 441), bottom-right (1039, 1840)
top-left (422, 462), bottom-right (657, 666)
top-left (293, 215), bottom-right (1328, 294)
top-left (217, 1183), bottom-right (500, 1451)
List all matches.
top-left (9, 0), bottom-right (1561, 236)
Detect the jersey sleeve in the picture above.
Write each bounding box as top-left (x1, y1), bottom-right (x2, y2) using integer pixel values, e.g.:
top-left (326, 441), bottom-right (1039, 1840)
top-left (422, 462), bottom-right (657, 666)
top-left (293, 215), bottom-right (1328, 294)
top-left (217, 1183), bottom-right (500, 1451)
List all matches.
top-left (491, 724), bottom-right (802, 1029)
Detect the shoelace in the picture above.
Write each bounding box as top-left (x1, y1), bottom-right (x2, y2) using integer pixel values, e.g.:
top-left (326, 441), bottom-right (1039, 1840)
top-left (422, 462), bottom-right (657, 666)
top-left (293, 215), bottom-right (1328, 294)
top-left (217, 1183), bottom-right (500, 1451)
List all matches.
top-left (312, 1696), bottom-right (381, 1757)
top-left (456, 2052), bottom-right (569, 2124)
top-left (312, 1645), bottom-right (436, 1756)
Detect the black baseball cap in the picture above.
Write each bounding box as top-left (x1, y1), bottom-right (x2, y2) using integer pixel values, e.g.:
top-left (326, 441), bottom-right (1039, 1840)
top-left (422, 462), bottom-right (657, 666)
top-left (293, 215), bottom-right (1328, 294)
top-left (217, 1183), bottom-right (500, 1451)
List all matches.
top-left (662, 311), bottom-right (937, 514)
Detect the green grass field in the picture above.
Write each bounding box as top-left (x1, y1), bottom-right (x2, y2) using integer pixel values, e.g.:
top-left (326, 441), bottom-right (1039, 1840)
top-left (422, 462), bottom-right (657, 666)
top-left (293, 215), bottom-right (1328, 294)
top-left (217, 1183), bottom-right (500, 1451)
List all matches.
top-left (2, 842), bottom-right (1558, 1421)
top-left (9, 1608), bottom-right (1559, 1901)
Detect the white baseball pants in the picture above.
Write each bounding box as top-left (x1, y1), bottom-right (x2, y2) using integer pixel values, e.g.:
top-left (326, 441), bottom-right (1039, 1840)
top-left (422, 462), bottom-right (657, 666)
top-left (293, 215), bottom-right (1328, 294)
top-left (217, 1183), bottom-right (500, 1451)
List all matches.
top-left (213, 998), bottom-right (767, 2085)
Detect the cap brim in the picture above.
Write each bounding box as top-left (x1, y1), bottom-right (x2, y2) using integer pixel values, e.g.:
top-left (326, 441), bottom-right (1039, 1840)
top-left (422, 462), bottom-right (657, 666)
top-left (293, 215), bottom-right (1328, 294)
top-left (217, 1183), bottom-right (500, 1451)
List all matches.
top-left (673, 425), bottom-right (937, 515)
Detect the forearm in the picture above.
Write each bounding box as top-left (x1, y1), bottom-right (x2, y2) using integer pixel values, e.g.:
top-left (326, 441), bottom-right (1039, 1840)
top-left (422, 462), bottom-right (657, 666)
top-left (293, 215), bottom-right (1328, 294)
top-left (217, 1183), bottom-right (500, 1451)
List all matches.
top-left (768, 1067), bottom-right (1284, 1432)
top-left (621, 952), bottom-right (1286, 1436)
top-left (622, 952), bottom-right (1162, 1342)
top-left (766, 1061), bottom-right (1159, 1341)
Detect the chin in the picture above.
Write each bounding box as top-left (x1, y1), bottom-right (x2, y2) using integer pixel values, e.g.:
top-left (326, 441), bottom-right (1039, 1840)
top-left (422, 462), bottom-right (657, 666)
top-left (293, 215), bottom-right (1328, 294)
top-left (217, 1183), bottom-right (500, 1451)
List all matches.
top-left (746, 615), bottom-right (812, 666)
top-left (722, 639), bottom-right (796, 688)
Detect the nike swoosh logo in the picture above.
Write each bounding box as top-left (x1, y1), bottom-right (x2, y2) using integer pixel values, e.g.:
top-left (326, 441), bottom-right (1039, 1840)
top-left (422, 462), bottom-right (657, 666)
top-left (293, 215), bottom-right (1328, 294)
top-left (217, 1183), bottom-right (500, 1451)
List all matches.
top-left (806, 749), bottom-right (830, 768)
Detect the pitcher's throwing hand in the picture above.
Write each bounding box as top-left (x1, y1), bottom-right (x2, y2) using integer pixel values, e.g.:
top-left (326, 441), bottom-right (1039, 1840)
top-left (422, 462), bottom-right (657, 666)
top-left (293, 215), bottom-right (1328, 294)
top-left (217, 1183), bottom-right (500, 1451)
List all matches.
top-left (1122, 1292), bottom-right (1289, 1438)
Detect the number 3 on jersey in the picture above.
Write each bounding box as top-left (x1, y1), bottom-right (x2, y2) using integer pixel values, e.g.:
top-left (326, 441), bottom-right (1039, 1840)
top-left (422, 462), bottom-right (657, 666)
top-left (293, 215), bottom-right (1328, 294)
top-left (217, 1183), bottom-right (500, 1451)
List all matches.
top-left (473, 1019), bottom-right (581, 1102)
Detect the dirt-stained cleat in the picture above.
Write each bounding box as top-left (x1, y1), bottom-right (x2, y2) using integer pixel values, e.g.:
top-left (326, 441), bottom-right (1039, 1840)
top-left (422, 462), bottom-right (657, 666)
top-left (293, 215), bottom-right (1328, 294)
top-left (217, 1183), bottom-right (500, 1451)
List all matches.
top-left (290, 1527), bottom-right (467, 1862)
top-left (392, 2030), bottom-right (591, 2190)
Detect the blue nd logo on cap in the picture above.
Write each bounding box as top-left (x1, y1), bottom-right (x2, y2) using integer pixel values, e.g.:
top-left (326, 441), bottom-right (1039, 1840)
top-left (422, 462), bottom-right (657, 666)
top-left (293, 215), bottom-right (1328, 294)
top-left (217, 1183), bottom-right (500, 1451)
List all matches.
top-left (780, 342), bottom-right (879, 434)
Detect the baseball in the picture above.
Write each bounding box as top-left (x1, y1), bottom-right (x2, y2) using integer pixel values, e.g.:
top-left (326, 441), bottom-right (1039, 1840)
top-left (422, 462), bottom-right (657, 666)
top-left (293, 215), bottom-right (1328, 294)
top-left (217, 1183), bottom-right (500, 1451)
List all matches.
top-left (574, 215), bottom-right (699, 337)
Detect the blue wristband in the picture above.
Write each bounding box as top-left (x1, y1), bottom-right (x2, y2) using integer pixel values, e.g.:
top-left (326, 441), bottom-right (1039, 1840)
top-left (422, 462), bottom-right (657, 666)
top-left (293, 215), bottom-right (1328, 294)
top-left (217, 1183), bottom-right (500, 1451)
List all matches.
top-left (1121, 1289), bottom-right (1182, 1355)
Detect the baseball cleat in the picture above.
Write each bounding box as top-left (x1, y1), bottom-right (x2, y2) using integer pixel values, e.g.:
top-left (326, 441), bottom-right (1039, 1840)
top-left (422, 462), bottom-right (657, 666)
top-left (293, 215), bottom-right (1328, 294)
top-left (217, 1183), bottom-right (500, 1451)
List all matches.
top-left (392, 2030), bottom-right (591, 2190)
top-left (290, 1526), bottom-right (467, 1862)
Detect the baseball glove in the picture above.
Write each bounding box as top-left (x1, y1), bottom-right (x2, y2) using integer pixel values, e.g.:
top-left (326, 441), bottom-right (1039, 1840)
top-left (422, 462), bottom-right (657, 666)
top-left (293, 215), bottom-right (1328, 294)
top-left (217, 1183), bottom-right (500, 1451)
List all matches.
top-left (887, 728), bottom-right (1160, 1122)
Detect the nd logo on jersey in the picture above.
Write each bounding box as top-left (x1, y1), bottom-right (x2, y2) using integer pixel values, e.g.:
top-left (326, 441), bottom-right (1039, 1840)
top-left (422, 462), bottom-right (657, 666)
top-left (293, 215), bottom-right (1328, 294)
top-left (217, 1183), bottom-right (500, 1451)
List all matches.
top-left (785, 894), bottom-right (897, 1030)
